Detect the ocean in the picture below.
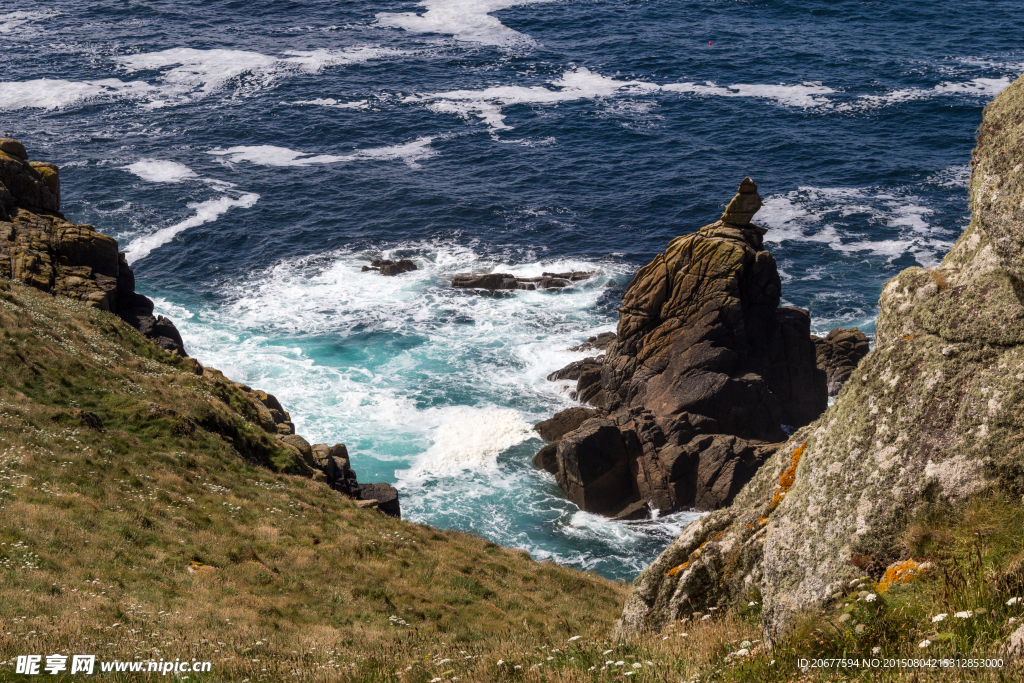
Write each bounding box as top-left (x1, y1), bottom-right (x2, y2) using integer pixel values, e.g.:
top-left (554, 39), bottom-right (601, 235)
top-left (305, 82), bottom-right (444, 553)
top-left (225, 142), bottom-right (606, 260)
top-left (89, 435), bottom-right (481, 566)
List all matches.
top-left (2, 0), bottom-right (1021, 580)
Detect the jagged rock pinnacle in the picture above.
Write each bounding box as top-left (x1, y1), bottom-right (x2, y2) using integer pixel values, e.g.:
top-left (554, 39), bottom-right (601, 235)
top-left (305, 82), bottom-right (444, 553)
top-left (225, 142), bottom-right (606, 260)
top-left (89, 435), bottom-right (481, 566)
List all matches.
top-left (720, 176), bottom-right (763, 226)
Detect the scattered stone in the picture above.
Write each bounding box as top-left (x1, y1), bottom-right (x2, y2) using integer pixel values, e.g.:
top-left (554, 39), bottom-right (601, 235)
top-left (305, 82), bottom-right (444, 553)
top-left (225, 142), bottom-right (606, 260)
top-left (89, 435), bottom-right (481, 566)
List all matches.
top-left (74, 409), bottom-right (104, 431)
top-left (358, 482), bottom-right (402, 518)
top-left (362, 259), bottom-right (417, 276)
top-left (812, 328), bottom-right (870, 396)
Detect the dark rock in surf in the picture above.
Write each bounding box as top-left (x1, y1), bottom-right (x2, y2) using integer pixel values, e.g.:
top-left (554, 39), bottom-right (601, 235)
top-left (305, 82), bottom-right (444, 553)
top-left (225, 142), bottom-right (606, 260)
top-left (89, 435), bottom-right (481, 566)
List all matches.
top-left (532, 407), bottom-right (600, 474)
top-left (364, 259), bottom-right (417, 276)
top-left (452, 270), bottom-right (595, 291)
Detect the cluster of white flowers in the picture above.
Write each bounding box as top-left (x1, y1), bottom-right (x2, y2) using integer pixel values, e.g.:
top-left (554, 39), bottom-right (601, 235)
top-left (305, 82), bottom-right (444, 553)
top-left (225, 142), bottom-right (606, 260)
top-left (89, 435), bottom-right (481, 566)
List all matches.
top-left (1007, 597), bottom-right (1021, 606)
top-left (954, 611), bottom-right (972, 619)
top-left (932, 613), bottom-right (947, 623)
top-left (865, 593), bottom-right (878, 603)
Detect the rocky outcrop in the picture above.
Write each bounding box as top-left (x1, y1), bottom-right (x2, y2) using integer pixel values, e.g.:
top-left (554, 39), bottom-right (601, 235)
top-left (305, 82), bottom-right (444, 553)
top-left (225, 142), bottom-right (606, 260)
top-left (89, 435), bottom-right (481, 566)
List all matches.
top-left (0, 138), bottom-right (187, 356)
top-left (452, 271), bottom-right (594, 291)
top-left (532, 407), bottom-right (601, 473)
top-left (2, 138), bottom-right (402, 518)
top-left (618, 75), bottom-right (1024, 643)
top-left (362, 259), bottom-right (417, 276)
top-left (812, 327), bottom-right (870, 396)
top-left (541, 179), bottom-right (826, 519)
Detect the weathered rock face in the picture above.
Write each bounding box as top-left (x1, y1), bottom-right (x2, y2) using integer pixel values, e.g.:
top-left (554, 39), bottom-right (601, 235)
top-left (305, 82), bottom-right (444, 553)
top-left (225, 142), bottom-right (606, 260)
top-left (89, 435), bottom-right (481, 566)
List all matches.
top-left (618, 75), bottom-right (1024, 643)
top-left (544, 179), bottom-right (825, 519)
top-left (452, 271), bottom-right (594, 291)
top-left (812, 327), bottom-right (870, 396)
top-left (532, 407), bottom-right (601, 473)
top-left (0, 138), bottom-right (187, 356)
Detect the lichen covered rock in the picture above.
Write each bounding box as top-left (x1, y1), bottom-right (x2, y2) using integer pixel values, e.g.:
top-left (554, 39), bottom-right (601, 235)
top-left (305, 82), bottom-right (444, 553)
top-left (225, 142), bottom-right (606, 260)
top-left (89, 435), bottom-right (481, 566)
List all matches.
top-left (546, 179), bottom-right (825, 518)
top-left (618, 73), bottom-right (1024, 643)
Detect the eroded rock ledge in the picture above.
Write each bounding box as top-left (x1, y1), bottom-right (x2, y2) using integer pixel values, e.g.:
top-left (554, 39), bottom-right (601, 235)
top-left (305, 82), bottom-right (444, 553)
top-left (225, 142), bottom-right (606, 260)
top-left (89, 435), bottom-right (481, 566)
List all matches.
top-left (617, 74), bottom-right (1024, 643)
top-left (452, 271), bottom-right (594, 291)
top-left (1, 138), bottom-right (400, 517)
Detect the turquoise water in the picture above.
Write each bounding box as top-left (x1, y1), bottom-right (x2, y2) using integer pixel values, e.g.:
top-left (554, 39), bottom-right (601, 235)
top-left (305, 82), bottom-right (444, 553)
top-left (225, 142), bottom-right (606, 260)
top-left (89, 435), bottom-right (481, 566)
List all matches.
top-left (2, 0), bottom-right (1022, 579)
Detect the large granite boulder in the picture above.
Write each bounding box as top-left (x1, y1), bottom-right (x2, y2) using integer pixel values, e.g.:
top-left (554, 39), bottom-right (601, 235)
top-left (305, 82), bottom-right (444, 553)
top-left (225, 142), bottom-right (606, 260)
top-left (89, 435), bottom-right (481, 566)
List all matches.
top-left (0, 139), bottom-right (187, 356)
top-left (812, 327), bottom-right (870, 396)
top-left (617, 74), bottom-right (1024, 643)
top-left (532, 407), bottom-right (601, 473)
top-left (545, 179), bottom-right (826, 518)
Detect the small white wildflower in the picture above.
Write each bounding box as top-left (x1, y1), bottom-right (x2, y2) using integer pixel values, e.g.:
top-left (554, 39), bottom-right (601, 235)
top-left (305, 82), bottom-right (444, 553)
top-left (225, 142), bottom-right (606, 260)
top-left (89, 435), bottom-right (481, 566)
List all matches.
top-left (954, 611), bottom-right (972, 619)
top-left (748, 601), bottom-right (758, 606)
top-left (701, 614), bottom-right (711, 621)
top-left (605, 661), bottom-right (614, 666)
top-left (514, 665), bottom-right (521, 670)
top-left (568, 635), bottom-right (582, 641)
top-left (546, 657), bottom-right (554, 661)
top-left (872, 647), bottom-right (882, 656)
top-left (1010, 617), bottom-right (1019, 625)
top-left (1007, 597), bottom-right (1021, 606)
top-left (603, 649), bottom-right (613, 655)
top-left (769, 660), bottom-right (776, 666)
top-left (919, 639), bottom-right (931, 648)
top-left (735, 649), bottom-right (750, 657)
top-left (430, 679), bottom-right (441, 683)
top-left (615, 660), bottom-right (625, 666)
top-left (645, 661), bottom-right (654, 666)
top-left (932, 613), bottom-right (948, 623)
top-left (680, 633), bottom-right (689, 637)
top-left (588, 666), bottom-right (596, 671)
top-left (630, 662), bottom-right (641, 669)
top-left (496, 660), bottom-right (503, 666)
top-left (624, 673), bottom-right (634, 678)
top-left (865, 593), bottom-right (877, 603)
top-left (662, 636), bottom-right (669, 640)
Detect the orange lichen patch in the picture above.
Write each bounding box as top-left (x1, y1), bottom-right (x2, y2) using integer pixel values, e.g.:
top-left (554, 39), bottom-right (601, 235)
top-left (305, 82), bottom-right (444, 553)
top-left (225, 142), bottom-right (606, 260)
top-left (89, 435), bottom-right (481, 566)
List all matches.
top-left (771, 442), bottom-right (806, 510)
top-left (757, 516), bottom-right (769, 527)
top-left (667, 561), bottom-right (691, 577)
top-left (903, 335), bottom-right (915, 340)
top-left (877, 559), bottom-right (932, 593)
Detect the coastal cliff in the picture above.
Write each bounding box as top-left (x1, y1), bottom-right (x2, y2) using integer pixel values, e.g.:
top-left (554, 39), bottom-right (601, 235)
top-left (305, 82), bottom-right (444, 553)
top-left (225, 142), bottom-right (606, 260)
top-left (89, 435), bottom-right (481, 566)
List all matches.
top-left (618, 74), bottom-right (1024, 646)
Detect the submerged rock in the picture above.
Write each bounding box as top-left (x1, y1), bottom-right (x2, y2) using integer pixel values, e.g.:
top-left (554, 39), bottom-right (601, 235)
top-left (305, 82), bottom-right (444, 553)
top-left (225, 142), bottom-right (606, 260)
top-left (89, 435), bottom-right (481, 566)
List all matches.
top-left (0, 138), bottom-right (187, 356)
top-left (812, 327), bottom-right (870, 396)
top-left (541, 178), bottom-right (826, 518)
top-left (452, 271), bottom-right (594, 291)
top-left (617, 74), bottom-right (1024, 644)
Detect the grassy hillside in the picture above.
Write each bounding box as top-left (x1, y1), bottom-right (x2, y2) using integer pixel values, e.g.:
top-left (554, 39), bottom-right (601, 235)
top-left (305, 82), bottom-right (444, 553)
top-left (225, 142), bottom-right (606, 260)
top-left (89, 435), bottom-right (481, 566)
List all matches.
top-left (4, 276), bottom-right (1023, 683)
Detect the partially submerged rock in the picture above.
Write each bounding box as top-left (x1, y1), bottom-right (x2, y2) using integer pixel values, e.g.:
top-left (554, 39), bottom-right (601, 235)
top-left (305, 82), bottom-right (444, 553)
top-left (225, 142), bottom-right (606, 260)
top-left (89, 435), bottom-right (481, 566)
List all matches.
top-left (618, 74), bottom-right (1024, 644)
top-left (812, 327), bottom-right (870, 396)
top-left (452, 271), bottom-right (594, 291)
top-left (540, 179), bottom-right (826, 518)
top-left (362, 259), bottom-right (417, 276)
top-left (532, 407), bottom-right (600, 473)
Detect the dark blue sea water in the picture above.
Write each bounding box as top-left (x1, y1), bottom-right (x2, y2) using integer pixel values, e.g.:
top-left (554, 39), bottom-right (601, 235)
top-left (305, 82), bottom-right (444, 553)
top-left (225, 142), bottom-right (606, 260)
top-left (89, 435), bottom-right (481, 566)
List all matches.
top-left (2, 1), bottom-right (1022, 580)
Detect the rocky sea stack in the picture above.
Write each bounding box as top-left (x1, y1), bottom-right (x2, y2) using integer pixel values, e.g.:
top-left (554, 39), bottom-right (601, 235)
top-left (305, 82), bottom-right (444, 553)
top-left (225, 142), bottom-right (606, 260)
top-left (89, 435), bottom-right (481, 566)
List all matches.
top-left (617, 74), bottom-right (1024, 643)
top-left (538, 179), bottom-right (827, 519)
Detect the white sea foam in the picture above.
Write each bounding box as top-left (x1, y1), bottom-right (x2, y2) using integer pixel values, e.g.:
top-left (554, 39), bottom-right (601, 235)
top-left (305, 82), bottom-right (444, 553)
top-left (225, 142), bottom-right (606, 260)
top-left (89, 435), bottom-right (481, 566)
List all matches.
top-left (289, 98), bottom-right (370, 109)
top-left (857, 77), bottom-right (1012, 107)
top-left (124, 159), bottom-right (198, 183)
top-left (123, 193), bottom-right (259, 263)
top-left (400, 406), bottom-right (534, 481)
top-left (114, 46), bottom-right (404, 106)
top-left (663, 81), bottom-right (835, 107)
top-left (0, 10), bottom-right (57, 34)
top-left (0, 77), bottom-right (155, 111)
top-left (759, 186), bottom-right (956, 266)
top-left (410, 69), bottom-right (835, 130)
top-left (208, 137), bottom-right (437, 169)
top-left (376, 0), bottom-right (556, 46)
